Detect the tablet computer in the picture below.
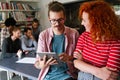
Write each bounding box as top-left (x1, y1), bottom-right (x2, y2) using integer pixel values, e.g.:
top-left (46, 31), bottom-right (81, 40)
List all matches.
top-left (37, 52), bottom-right (63, 64)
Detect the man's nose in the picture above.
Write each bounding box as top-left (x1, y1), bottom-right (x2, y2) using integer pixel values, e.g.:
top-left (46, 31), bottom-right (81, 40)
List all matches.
top-left (55, 21), bottom-right (60, 25)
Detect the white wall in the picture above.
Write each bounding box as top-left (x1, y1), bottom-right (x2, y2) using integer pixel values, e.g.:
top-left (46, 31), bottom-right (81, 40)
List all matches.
top-left (38, 0), bottom-right (82, 30)
top-left (38, 0), bottom-right (52, 30)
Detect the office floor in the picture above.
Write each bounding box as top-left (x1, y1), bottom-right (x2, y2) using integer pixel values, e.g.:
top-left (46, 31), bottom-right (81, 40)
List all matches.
top-left (0, 71), bottom-right (28, 80)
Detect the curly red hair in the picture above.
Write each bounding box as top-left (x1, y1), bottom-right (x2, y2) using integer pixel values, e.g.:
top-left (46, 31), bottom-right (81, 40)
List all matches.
top-left (79, 1), bottom-right (120, 42)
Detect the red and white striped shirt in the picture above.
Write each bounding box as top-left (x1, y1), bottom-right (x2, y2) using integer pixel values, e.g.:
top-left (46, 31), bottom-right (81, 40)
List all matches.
top-left (74, 32), bottom-right (120, 71)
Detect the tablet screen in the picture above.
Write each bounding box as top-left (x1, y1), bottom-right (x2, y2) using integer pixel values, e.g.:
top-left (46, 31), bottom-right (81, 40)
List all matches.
top-left (37, 52), bottom-right (62, 64)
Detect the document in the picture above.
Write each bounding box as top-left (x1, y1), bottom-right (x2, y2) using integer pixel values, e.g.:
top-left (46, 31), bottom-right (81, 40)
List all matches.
top-left (16, 57), bottom-right (36, 64)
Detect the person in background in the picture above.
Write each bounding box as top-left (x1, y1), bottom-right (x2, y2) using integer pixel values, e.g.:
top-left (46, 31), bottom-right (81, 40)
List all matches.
top-left (34, 1), bottom-right (79, 80)
top-left (21, 27), bottom-right (37, 54)
top-left (32, 18), bottom-right (41, 42)
top-left (1, 27), bottom-right (22, 59)
top-left (1, 17), bottom-right (16, 48)
top-left (73, 1), bottom-right (120, 80)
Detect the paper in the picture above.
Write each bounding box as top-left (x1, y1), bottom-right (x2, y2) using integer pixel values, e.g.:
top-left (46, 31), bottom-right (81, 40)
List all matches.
top-left (16, 57), bottom-right (36, 64)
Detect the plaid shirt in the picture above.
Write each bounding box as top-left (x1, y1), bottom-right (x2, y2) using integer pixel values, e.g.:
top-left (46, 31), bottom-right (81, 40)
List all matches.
top-left (1, 27), bottom-right (10, 46)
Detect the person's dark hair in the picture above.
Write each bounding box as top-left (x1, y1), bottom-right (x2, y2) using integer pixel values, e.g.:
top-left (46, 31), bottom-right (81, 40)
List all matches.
top-left (4, 17), bottom-right (16, 27)
top-left (24, 27), bottom-right (32, 33)
top-left (32, 18), bottom-right (39, 25)
top-left (79, 1), bottom-right (120, 41)
top-left (48, 1), bottom-right (66, 16)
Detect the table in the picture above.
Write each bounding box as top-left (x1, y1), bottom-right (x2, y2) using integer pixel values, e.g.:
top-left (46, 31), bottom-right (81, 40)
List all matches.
top-left (0, 56), bottom-right (40, 80)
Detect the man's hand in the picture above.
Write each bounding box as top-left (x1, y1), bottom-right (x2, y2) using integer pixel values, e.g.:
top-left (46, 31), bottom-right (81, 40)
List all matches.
top-left (59, 53), bottom-right (74, 62)
top-left (30, 35), bottom-right (35, 41)
top-left (16, 49), bottom-right (22, 59)
top-left (35, 55), bottom-right (57, 69)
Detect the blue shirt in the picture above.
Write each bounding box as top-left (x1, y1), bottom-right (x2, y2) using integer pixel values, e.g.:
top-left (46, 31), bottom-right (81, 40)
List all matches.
top-left (52, 34), bottom-right (65, 54)
top-left (21, 35), bottom-right (37, 51)
top-left (44, 34), bottom-right (70, 80)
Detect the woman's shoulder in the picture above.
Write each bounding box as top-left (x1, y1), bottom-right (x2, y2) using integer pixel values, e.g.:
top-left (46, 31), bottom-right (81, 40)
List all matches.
top-left (80, 31), bottom-right (90, 37)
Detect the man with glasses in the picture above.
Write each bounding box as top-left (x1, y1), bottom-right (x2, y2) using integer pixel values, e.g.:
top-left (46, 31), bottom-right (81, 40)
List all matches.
top-left (35, 1), bottom-right (79, 80)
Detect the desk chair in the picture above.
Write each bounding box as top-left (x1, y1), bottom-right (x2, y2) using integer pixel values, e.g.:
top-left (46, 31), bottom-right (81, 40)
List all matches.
top-left (0, 51), bottom-right (10, 80)
top-left (0, 68), bottom-right (24, 80)
top-left (0, 68), bottom-right (10, 80)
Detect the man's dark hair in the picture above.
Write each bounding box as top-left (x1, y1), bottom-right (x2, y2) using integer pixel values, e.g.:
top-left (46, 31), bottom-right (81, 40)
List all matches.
top-left (4, 17), bottom-right (16, 27)
top-left (33, 18), bottom-right (39, 23)
top-left (33, 18), bottom-right (39, 25)
top-left (48, 1), bottom-right (66, 16)
top-left (24, 27), bottom-right (32, 33)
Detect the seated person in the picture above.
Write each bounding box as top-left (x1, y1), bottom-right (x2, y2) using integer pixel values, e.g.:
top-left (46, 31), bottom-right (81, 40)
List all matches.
top-left (32, 18), bottom-right (41, 42)
top-left (21, 27), bottom-right (37, 54)
top-left (1, 17), bottom-right (16, 49)
top-left (1, 27), bottom-right (22, 59)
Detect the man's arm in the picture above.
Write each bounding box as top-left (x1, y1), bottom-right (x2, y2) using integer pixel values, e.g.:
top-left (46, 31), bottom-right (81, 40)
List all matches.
top-left (32, 39), bottom-right (37, 50)
top-left (21, 36), bottom-right (35, 51)
top-left (36, 32), bottom-right (46, 53)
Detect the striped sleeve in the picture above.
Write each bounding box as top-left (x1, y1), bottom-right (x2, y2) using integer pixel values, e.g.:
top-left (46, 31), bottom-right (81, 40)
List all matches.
top-left (107, 41), bottom-right (120, 71)
top-left (74, 32), bottom-right (86, 53)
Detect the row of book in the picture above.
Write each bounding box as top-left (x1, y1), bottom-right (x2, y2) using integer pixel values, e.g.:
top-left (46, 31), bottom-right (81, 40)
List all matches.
top-left (0, 2), bottom-right (35, 10)
top-left (12, 12), bottom-right (35, 21)
top-left (0, 2), bottom-right (9, 10)
top-left (0, 12), bottom-right (36, 22)
top-left (0, 12), bottom-right (9, 21)
top-left (11, 2), bottom-right (35, 10)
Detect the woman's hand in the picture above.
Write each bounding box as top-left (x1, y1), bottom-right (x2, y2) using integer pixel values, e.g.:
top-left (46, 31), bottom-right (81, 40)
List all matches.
top-left (96, 67), bottom-right (118, 80)
top-left (106, 67), bottom-right (118, 80)
top-left (73, 52), bottom-right (82, 60)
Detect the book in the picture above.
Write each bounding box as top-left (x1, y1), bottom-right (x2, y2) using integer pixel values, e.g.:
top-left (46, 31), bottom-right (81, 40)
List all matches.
top-left (16, 3), bottom-right (24, 10)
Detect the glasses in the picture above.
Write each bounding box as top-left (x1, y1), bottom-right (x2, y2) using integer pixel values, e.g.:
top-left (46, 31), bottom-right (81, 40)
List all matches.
top-left (50, 18), bottom-right (64, 24)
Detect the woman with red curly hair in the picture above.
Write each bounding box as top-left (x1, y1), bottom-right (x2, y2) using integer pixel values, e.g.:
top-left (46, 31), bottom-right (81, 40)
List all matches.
top-left (73, 1), bottom-right (120, 80)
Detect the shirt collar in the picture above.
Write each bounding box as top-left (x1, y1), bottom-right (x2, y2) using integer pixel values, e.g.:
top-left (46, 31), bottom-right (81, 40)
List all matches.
top-left (49, 25), bottom-right (67, 37)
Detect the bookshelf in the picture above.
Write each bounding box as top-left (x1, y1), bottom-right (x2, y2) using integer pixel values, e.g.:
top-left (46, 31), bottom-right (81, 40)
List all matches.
top-left (0, 0), bottom-right (40, 27)
top-left (114, 5), bottom-right (120, 16)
